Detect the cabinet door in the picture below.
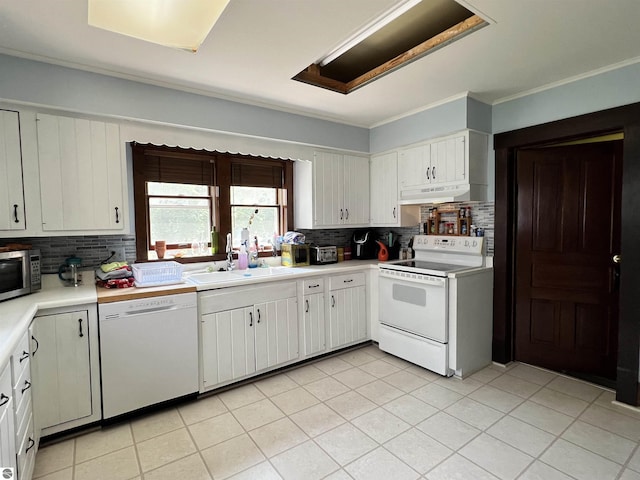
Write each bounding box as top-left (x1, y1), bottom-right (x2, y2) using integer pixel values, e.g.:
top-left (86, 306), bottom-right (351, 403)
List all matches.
top-left (343, 155), bottom-right (370, 225)
top-left (370, 152), bottom-right (399, 226)
top-left (31, 312), bottom-right (92, 430)
top-left (0, 363), bottom-right (16, 474)
top-left (201, 308), bottom-right (256, 388)
top-left (398, 145), bottom-right (425, 190)
top-left (0, 110), bottom-right (26, 231)
top-left (254, 298), bottom-right (298, 372)
top-left (313, 152), bottom-right (344, 226)
top-left (303, 293), bottom-right (325, 356)
top-left (429, 141), bottom-right (448, 184)
top-left (37, 113), bottom-right (125, 231)
top-left (328, 286), bottom-right (367, 349)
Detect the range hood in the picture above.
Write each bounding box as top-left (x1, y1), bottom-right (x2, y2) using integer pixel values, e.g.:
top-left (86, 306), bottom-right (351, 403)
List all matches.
top-left (398, 182), bottom-right (487, 205)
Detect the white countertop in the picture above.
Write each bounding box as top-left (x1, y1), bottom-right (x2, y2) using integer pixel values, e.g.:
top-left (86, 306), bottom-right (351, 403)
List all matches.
top-left (0, 275), bottom-right (97, 368)
top-left (0, 260), bottom-right (380, 369)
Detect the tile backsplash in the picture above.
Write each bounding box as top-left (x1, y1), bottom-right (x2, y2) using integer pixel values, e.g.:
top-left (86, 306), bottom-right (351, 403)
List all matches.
top-left (4, 201), bottom-right (494, 273)
top-left (4, 235), bottom-right (137, 273)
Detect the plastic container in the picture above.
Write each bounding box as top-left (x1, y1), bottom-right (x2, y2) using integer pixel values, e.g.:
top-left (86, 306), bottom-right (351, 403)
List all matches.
top-left (237, 245), bottom-right (248, 270)
top-left (132, 261), bottom-right (184, 287)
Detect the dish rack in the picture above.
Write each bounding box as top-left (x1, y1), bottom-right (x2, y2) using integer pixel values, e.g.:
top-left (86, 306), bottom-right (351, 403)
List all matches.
top-left (132, 261), bottom-right (184, 287)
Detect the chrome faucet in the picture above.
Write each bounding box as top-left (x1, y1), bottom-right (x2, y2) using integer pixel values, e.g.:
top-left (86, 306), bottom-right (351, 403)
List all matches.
top-left (226, 233), bottom-right (235, 271)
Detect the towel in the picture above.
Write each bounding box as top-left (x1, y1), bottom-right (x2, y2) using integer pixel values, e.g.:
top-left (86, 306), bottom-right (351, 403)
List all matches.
top-left (283, 231), bottom-right (306, 244)
top-left (100, 261), bottom-right (128, 273)
top-left (96, 277), bottom-right (135, 289)
top-left (95, 265), bottom-right (132, 281)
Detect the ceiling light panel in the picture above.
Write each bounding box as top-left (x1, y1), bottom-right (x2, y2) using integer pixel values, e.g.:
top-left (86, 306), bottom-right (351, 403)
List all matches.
top-left (88, 0), bottom-right (230, 52)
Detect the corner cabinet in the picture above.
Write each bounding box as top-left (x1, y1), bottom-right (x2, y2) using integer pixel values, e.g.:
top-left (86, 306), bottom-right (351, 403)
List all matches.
top-left (36, 113), bottom-right (127, 232)
top-left (199, 282), bottom-right (299, 392)
top-left (370, 151), bottom-right (420, 227)
top-left (30, 305), bottom-right (101, 437)
top-left (0, 110), bottom-right (26, 232)
top-left (294, 151), bottom-right (370, 228)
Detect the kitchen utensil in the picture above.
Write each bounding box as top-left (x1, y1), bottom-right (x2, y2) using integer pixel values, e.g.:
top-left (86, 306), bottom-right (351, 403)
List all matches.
top-left (376, 241), bottom-right (389, 261)
top-left (58, 255), bottom-right (82, 286)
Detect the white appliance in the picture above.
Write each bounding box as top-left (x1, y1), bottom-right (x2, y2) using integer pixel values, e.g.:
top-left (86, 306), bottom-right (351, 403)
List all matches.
top-left (98, 292), bottom-right (199, 419)
top-left (378, 235), bottom-right (493, 377)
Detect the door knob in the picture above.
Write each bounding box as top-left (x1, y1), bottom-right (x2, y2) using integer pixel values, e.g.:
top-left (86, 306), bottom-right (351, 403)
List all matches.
top-left (612, 254), bottom-right (621, 264)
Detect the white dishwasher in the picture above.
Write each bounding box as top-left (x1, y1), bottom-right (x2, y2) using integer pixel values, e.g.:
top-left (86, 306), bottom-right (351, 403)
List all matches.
top-left (98, 292), bottom-right (198, 419)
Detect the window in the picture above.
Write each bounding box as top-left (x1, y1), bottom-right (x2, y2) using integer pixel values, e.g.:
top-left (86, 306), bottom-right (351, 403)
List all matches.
top-left (132, 144), bottom-right (293, 262)
top-left (230, 186), bottom-right (283, 249)
top-left (148, 182), bottom-right (212, 249)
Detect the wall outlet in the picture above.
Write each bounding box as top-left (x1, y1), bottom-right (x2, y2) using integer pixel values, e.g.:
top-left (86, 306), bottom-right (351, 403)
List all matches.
top-left (111, 247), bottom-right (126, 263)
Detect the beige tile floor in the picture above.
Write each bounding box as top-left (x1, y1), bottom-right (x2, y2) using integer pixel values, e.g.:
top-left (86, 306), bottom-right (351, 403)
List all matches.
top-left (32, 345), bottom-right (640, 480)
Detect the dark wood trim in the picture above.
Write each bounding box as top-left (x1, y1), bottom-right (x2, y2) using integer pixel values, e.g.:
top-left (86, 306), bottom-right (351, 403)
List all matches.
top-left (494, 102), bottom-right (640, 405)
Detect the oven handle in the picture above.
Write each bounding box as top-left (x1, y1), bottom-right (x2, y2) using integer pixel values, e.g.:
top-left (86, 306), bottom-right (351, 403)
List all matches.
top-left (379, 268), bottom-right (446, 287)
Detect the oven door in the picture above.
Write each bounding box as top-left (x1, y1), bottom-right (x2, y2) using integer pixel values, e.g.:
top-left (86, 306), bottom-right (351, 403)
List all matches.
top-left (379, 269), bottom-right (448, 342)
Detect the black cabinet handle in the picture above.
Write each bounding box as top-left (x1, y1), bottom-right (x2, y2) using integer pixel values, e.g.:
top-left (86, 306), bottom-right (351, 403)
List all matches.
top-left (115, 206), bottom-right (120, 224)
top-left (249, 311), bottom-right (253, 327)
top-left (0, 393), bottom-right (8, 407)
top-left (393, 207), bottom-right (396, 219)
top-left (257, 309), bottom-right (261, 324)
top-left (432, 166), bottom-right (436, 180)
top-left (78, 318), bottom-right (84, 337)
top-left (25, 437), bottom-right (35, 454)
top-left (21, 380), bottom-right (31, 394)
top-left (340, 209), bottom-right (343, 220)
top-left (305, 299), bottom-right (309, 313)
top-left (343, 279), bottom-right (353, 283)
top-left (13, 204), bottom-right (19, 223)
top-left (19, 350), bottom-right (29, 363)
top-left (31, 335), bottom-right (39, 357)
top-left (331, 295), bottom-right (335, 308)
top-left (426, 168), bottom-right (430, 180)
top-left (345, 208), bottom-right (349, 220)
top-left (308, 284), bottom-right (320, 289)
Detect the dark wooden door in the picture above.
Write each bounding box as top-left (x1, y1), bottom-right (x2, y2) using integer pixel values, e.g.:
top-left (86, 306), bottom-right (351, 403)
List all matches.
top-left (515, 141), bottom-right (622, 380)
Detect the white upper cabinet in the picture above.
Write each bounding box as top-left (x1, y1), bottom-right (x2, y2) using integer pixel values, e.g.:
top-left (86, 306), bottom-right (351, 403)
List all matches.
top-left (398, 130), bottom-right (488, 204)
top-left (36, 113), bottom-right (127, 232)
top-left (0, 110), bottom-right (26, 232)
top-left (371, 151), bottom-right (420, 227)
top-left (294, 151), bottom-right (370, 229)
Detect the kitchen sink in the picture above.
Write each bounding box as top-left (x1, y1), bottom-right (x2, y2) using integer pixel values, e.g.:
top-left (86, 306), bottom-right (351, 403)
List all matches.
top-left (186, 271), bottom-right (239, 284)
top-left (187, 267), bottom-right (313, 284)
top-left (231, 267), bottom-right (312, 277)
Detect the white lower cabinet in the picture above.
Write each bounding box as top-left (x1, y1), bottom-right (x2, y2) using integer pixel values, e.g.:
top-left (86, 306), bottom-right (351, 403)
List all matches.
top-left (30, 307), bottom-right (101, 435)
top-left (327, 273), bottom-right (367, 350)
top-left (10, 331), bottom-right (36, 480)
top-left (302, 278), bottom-right (326, 356)
top-left (199, 282), bottom-right (299, 391)
top-left (0, 362), bottom-right (17, 475)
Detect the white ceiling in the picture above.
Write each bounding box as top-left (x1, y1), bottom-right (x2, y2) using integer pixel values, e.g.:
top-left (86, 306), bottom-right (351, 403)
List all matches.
top-left (1, 0), bottom-right (639, 127)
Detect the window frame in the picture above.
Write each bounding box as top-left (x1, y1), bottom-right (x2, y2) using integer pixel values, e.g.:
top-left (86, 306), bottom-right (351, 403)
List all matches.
top-left (131, 143), bottom-right (294, 262)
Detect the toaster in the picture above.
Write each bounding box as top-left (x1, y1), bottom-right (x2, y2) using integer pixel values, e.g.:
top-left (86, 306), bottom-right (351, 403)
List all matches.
top-left (310, 246), bottom-right (338, 265)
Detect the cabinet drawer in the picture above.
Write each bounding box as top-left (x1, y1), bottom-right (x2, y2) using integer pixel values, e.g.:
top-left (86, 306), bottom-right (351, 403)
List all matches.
top-left (11, 331), bottom-right (31, 383)
top-left (0, 363), bottom-right (12, 417)
top-left (13, 361), bottom-right (31, 412)
top-left (303, 278), bottom-right (325, 293)
top-left (329, 272), bottom-right (365, 290)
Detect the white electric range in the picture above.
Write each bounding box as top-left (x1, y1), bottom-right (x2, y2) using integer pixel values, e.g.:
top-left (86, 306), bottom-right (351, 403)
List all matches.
top-left (378, 235), bottom-right (493, 377)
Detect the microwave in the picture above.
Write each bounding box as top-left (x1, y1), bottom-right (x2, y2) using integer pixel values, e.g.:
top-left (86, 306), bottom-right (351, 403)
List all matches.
top-left (281, 243), bottom-right (310, 267)
top-left (0, 249), bottom-right (41, 302)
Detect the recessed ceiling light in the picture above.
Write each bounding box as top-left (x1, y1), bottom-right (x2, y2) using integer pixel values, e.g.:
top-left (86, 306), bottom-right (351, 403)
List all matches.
top-left (88, 0), bottom-right (230, 52)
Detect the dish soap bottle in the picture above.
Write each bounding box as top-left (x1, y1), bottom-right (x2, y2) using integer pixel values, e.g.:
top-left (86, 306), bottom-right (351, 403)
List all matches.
top-left (237, 243), bottom-right (248, 270)
top-left (211, 227), bottom-right (219, 255)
